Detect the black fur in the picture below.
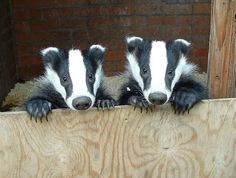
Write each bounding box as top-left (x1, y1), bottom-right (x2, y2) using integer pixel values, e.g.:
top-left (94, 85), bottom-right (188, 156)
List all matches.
top-left (165, 40), bottom-right (192, 90)
top-left (25, 82), bottom-right (67, 122)
top-left (170, 78), bottom-right (208, 113)
top-left (82, 47), bottom-right (104, 95)
top-left (127, 38), bottom-right (152, 90)
top-left (43, 49), bottom-right (73, 98)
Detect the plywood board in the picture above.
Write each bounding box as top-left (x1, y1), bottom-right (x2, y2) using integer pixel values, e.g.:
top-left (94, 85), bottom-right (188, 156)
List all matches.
top-left (0, 99), bottom-right (236, 178)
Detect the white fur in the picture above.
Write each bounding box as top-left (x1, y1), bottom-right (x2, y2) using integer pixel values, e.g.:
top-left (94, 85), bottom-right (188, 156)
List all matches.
top-left (126, 36), bottom-right (143, 43)
top-left (41, 47), bottom-right (59, 56)
top-left (44, 67), bottom-right (67, 100)
top-left (175, 39), bottom-right (191, 46)
top-left (126, 53), bottom-right (144, 90)
top-left (66, 49), bottom-right (95, 110)
top-left (143, 41), bottom-right (171, 103)
top-left (90, 44), bottom-right (106, 52)
top-left (93, 65), bottom-right (103, 95)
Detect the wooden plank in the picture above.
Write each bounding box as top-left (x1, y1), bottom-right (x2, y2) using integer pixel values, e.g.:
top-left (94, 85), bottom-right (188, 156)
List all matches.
top-left (207, 0), bottom-right (236, 98)
top-left (0, 99), bottom-right (236, 178)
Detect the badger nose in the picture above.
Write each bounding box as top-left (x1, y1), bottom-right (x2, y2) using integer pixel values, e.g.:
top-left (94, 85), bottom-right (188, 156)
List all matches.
top-left (148, 92), bottom-right (167, 105)
top-left (72, 96), bottom-right (92, 110)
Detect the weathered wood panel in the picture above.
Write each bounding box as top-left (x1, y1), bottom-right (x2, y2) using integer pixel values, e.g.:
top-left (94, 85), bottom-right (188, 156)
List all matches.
top-left (0, 99), bottom-right (236, 178)
top-left (207, 0), bottom-right (236, 98)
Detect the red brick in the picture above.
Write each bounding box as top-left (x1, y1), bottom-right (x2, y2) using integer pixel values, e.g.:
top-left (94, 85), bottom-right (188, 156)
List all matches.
top-left (30, 19), bottom-right (87, 31)
top-left (192, 26), bottom-right (210, 35)
top-left (193, 3), bottom-right (211, 14)
top-left (133, 27), bottom-right (162, 39)
top-left (55, 0), bottom-right (88, 6)
top-left (162, 4), bottom-right (192, 15)
top-left (176, 16), bottom-right (192, 24)
top-left (12, 0), bottom-right (56, 8)
top-left (42, 7), bottom-right (88, 18)
top-left (17, 46), bottom-right (31, 58)
top-left (18, 56), bottom-right (41, 66)
top-left (192, 48), bottom-right (208, 58)
top-left (105, 51), bottom-right (125, 61)
top-left (14, 9), bottom-right (42, 20)
top-left (192, 15), bottom-right (210, 26)
top-left (164, 26), bottom-right (192, 39)
top-left (14, 21), bottom-right (31, 32)
top-left (162, 16), bottom-right (177, 25)
top-left (191, 36), bottom-right (210, 47)
top-left (15, 31), bottom-right (71, 43)
top-left (146, 16), bottom-right (163, 25)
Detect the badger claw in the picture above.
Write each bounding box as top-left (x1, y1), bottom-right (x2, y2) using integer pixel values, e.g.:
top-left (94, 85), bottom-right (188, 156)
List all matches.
top-left (26, 99), bottom-right (52, 122)
top-left (95, 99), bottom-right (116, 110)
top-left (171, 90), bottom-right (199, 114)
top-left (128, 96), bottom-right (151, 113)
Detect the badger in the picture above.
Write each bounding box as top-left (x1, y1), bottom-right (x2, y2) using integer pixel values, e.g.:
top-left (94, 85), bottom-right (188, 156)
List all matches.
top-left (118, 36), bottom-right (208, 113)
top-left (25, 44), bottom-right (116, 121)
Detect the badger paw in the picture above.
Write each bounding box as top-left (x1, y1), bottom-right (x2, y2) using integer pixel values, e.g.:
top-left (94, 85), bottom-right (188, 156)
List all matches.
top-left (26, 99), bottom-right (52, 122)
top-left (128, 95), bottom-right (152, 113)
top-left (171, 90), bottom-right (199, 114)
top-left (95, 99), bottom-right (116, 110)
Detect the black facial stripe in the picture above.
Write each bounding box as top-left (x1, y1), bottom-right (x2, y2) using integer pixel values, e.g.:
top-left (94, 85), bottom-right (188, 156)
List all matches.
top-left (132, 39), bottom-right (152, 90)
top-left (165, 41), bottom-right (181, 90)
top-left (46, 49), bottom-right (73, 98)
top-left (86, 71), bottom-right (95, 95)
top-left (64, 80), bottom-right (73, 98)
top-left (82, 49), bottom-right (100, 96)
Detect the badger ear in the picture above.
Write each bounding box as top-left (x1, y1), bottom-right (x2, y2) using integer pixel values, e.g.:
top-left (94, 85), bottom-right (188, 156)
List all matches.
top-left (89, 44), bottom-right (106, 64)
top-left (174, 39), bottom-right (192, 55)
top-left (40, 47), bottom-right (60, 66)
top-left (126, 36), bottom-right (143, 53)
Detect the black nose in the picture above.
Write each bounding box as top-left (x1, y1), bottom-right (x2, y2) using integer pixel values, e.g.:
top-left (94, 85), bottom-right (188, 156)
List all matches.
top-left (148, 92), bottom-right (167, 105)
top-left (72, 96), bottom-right (92, 110)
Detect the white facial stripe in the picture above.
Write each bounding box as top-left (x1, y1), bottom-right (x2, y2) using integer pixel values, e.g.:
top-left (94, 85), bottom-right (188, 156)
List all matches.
top-left (90, 44), bottom-right (106, 52)
top-left (171, 56), bottom-right (197, 90)
top-left (66, 49), bottom-right (95, 110)
top-left (44, 67), bottom-right (67, 100)
top-left (126, 53), bottom-right (144, 90)
top-left (143, 41), bottom-right (171, 103)
top-left (93, 65), bottom-right (103, 95)
top-left (41, 47), bottom-right (59, 56)
top-left (126, 36), bottom-right (143, 43)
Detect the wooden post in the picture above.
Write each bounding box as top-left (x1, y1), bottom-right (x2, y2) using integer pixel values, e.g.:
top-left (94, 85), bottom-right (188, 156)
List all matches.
top-left (207, 0), bottom-right (236, 98)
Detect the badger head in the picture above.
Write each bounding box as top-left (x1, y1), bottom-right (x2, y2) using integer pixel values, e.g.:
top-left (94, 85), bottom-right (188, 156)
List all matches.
top-left (126, 36), bottom-right (197, 105)
top-left (41, 45), bottom-right (105, 110)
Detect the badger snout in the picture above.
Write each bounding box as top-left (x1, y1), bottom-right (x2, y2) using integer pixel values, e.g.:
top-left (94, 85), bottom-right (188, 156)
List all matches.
top-left (72, 96), bottom-right (92, 110)
top-left (148, 92), bottom-right (167, 105)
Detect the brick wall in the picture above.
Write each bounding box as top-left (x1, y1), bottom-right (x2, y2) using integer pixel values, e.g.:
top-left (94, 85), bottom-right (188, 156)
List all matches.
top-left (0, 0), bottom-right (16, 104)
top-left (12, 0), bottom-right (211, 80)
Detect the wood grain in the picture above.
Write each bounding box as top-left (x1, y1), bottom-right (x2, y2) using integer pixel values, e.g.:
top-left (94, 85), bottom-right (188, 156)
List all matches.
top-left (207, 0), bottom-right (236, 98)
top-left (0, 99), bottom-right (236, 178)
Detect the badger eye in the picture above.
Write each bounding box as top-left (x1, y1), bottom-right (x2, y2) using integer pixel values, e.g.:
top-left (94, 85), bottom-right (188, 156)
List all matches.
top-left (168, 70), bottom-right (173, 77)
top-left (88, 74), bottom-right (94, 82)
top-left (142, 67), bottom-right (147, 74)
top-left (62, 75), bottom-right (68, 82)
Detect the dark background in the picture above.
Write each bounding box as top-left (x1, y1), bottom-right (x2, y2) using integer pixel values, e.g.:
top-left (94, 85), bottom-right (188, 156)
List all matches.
top-left (0, 0), bottom-right (211, 102)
